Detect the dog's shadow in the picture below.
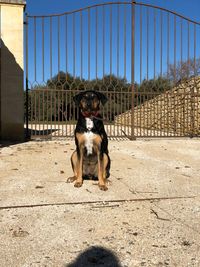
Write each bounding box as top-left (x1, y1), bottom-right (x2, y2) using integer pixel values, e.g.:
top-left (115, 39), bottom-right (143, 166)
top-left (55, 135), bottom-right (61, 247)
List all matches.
top-left (66, 246), bottom-right (122, 267)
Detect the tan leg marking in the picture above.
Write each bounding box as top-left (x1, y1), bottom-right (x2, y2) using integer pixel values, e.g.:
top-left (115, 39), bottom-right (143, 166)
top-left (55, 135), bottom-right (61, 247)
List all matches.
top-left (93, 136), bottom-right (108, 191)
top-left (74, 133), bottom-right (85, 188)
top-left (103, 153), bottom-right (109, 180)
top-left (67, 150), bottom-right (78, 183)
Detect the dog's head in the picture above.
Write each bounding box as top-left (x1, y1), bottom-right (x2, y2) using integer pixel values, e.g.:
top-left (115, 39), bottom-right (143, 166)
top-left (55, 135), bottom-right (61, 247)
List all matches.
top-left (73, 90), bottom-right (108, 112)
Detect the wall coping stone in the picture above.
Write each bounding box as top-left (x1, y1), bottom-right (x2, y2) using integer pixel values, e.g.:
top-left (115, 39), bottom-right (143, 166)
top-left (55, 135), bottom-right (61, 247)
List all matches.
top-left (0, 0), bottom-right (25, 5)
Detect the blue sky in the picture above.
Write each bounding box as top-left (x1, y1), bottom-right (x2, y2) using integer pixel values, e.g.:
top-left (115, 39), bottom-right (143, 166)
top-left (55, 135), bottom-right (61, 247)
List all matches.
top-left (25, 0), bottom-right (200, 86)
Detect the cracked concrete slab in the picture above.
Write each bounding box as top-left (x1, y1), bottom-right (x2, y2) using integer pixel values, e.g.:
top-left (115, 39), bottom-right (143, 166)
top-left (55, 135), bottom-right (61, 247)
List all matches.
top-left (0, 139), bottom-right (200, 266)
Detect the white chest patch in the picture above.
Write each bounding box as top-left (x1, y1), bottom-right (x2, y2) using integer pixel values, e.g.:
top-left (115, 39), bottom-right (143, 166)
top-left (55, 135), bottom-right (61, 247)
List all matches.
top-left (84, 131), bottom-right (94, 155)
top-left (85, 117), bottom-right (94, 131)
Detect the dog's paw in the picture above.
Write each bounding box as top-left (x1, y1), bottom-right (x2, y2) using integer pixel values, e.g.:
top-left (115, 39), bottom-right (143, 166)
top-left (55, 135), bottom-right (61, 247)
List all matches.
top-left (66, 176), bottom-right (77, 183)
top-left (99, 184), bottom-right (108, 191)
top-left (74, 181), bottom-right (83, 188)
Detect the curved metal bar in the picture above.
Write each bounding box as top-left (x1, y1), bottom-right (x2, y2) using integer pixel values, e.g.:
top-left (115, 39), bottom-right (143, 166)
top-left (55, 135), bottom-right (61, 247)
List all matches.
top-left (27, 2), bottom-right (134, 18)
top-left (136, 2), bottom-right (200, 25)
top-left (26, 1), bottom-right (200, 25)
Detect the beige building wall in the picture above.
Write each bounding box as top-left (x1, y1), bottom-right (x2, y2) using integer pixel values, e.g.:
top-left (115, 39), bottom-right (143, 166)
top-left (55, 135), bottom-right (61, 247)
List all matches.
top-left (0, 1), bottom-right (25, 141)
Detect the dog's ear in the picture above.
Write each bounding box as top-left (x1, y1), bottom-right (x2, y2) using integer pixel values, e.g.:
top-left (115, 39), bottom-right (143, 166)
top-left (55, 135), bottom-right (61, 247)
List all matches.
top-left (95, 92), bottom-right (108, 106)
top-left (73, 91), bottom-right (85, 106)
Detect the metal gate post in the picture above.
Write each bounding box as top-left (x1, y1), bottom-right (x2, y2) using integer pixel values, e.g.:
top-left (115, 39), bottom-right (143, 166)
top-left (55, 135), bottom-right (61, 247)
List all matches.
top-left (25, 13), bottom-right (29, 139)
top-left (190, 83), bottom-right (195, 137)
top-left (131, 2), bottom-right (136, 140)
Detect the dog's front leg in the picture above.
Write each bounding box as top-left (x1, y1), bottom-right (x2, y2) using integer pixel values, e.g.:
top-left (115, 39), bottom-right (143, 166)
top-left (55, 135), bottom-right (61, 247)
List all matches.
top-left (97, 152), bottom-right (108, 191)
top-left (74, 146), bottom-right (83, 188)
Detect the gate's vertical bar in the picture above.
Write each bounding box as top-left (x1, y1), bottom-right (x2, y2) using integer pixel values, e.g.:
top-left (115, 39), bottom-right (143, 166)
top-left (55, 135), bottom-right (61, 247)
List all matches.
top-left (0, 5), bottom-right (1, 138)
top-left (139, 5), bottom-right (142, 137)
top-left (195, 24), bottom-right (199, 137)
top-left (109, 5), bottom-right (113, 136)
top-left (58, 16), bottom-right (61, 137)
top-left (88, 8), bottom-right (90, 82)
top-left (140, 6), bottom-right (142, 84)
top-left (160, 11), bottom-right (163, 77)
top-left (42, 18), bottom-right (45, 83)
top-left (79, 10), bottom-right (83, 134)
top-left (65, 15), bottom-right (68, 137)
top-left (50, 17), bottom-right (53, 136)
top-left (61, 88), bottom-right (64, 137)
top-left (146, 7), bottom-right (149, 136)
top-left (42, 17), bottom-right (45, 136)
top-left (73, 13), bottom-right (76, 79)
top-left (167, 12), bottom-right (170, 136)
top-left (181, 19), bottom-right (185, 136)
top-left (54, 90), bottom-right (56, 136)
top-left (57, 84), bottom-right (60, 138)
top-left (95, 7), bottom-right (98, 83)
top-left (72, 13), bottom-right (76, 135)
top-left (80, 11), bottom-right (83, 82)
top-left (131, 2), bottom-right (135, 140)
top-left (65, 89), bottom-right (68, 137)
top-left (103, 5), bottom-right (105, 84)
top-left (174, 16), bottom-right (177, 82)
top-left (38, 90), bottom-right (41, 135)
top-left (192, 24), bottom-right (196, 136)
top-left (25, 14), bottom-right (29, 139)
top-left (187, 21), bottom-right (190, 135)
top-left (34, 17), bottom-right (37, 84)
top-left (124, 4), bottom-right (127, 136)
top-left (156, 10), bottom-right (160, 136)
top-left (34, 17), bottom-right (37, 135)
top-left (146, 8), bottom-right (149, 81)
top-left (153, 9), bottom-right (156, 136)
top-left (167, 13), bottom-right (170, 80)
top-left (86, 15), bottom-right (90, 137)
top-left (153, 10), bottom-right (156, 80)
top-left (160, 11), bottom-right (163, 136)
top-left (173, 15), bottom-right (177, 136)
top-left (103, 5), bottom-right (107, 128)
top-left (117, 4), bottom-right (120, 137)
top-left (66, 15), bottom-right (68, 79)
top-left (47, 90), bottom-right (48, 135)
top-left (57, 16), bottom-right (60, 83)
top-left (42, 90), bottom-right (44, 136)
top-left (34, 89), bottom-right (37, 135)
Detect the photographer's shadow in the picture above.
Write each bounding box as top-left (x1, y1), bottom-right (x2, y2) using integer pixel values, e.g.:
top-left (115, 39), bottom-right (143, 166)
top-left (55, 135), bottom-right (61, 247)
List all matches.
top-left (66, 246), bottom-right (122, 267)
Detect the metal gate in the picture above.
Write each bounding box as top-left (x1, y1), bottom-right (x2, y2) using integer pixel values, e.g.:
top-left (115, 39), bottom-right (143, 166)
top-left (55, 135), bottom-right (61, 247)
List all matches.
top-left (25, 2), bottom-right (200, 138)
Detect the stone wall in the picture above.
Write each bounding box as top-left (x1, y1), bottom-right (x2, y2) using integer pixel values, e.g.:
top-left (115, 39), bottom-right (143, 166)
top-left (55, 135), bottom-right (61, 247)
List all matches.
top-left (0, 0), bottom-right (25, 141)
top-left (115, 77), bottom-right (200, 136)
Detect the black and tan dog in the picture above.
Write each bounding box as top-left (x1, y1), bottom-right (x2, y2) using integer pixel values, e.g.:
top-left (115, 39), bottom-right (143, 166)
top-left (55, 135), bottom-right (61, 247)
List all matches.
top-left (67, 90), bottom-right (110, 191)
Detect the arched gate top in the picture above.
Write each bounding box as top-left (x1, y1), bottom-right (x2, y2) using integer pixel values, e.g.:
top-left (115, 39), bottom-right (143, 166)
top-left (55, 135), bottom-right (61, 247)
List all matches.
top-left (26, 1), bottom-right (200, 26)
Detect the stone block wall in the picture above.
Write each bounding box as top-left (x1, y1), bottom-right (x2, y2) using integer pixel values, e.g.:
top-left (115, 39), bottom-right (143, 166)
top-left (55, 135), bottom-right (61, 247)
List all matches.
top-left (0, 0), bottom-right (25, 141)
top-left (115, 77), bottom-right (200, 136)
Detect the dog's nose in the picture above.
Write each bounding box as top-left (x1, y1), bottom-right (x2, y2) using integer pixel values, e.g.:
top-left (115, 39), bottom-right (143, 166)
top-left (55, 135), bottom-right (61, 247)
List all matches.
top-left (87, 101), bottom-right (92, 108)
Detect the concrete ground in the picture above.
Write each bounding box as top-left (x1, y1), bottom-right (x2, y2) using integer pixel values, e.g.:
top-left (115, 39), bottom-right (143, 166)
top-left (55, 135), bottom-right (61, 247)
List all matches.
top-left (0, 139), bottom-right (200, 267)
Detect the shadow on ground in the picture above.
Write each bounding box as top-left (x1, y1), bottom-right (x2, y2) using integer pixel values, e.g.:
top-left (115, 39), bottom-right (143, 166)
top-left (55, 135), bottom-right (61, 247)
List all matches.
top-left (0, 128), bottom-right (30, 148)
top-left (0, 128), bottom-right (59, 148)
top-left (66, 246), bottom-right (122, 267)
top-left (0, 139), bottom-right (28, 148)
top-left (26, 128), bottom-right (58, 136)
